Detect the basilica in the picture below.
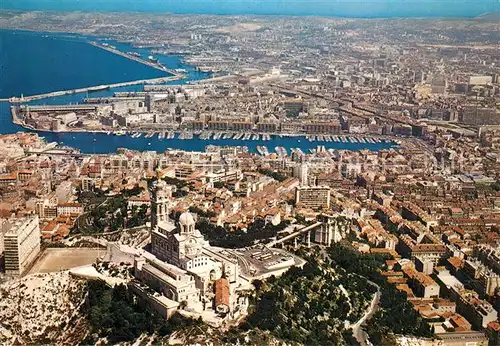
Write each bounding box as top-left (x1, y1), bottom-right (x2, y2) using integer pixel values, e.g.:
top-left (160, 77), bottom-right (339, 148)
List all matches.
top-left (134, 179), bottom-right (239, 313)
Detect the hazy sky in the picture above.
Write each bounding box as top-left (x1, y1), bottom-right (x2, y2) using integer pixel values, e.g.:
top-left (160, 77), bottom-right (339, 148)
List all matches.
top-left (1, 0), bottom-right (498, 17)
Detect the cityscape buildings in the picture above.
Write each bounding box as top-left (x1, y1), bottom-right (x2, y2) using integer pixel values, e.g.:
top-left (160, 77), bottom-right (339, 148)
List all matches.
top-left (0, 8), bottom-right (499, 346)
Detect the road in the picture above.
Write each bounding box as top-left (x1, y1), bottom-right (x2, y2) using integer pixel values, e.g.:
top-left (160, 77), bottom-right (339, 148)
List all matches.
top-left (351, 278), bottom-right (381, 346)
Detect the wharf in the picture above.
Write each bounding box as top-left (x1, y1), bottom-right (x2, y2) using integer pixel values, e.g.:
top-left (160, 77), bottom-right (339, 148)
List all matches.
top-left (7, 75), bottom-right (183, 103)
top-left (89, 42), bottom-right (185, 78)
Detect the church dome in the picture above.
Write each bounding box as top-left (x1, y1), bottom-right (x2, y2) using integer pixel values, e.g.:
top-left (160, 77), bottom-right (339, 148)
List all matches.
top-left (185, 239), bottom-right (199, 253)
top-left (179, 212), bottom-right (195, 227)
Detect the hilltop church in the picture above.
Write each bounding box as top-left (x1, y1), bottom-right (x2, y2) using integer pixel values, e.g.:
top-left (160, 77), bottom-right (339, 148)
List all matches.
top-left (134, 179), bottom-right (238, 310)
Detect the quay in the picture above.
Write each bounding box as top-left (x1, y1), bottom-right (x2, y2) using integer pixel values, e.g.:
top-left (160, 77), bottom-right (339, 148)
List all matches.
top-left (26, 148), bottom-right (91, 157)
top-left (89, 41), bottom-right (185, 78)
top-left (6, 75), bottom-right (183, 103)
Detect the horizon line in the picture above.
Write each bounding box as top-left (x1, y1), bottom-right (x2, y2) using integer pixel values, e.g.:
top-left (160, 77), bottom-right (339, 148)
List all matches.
top-left (0, 8), bottom-right (499, 20)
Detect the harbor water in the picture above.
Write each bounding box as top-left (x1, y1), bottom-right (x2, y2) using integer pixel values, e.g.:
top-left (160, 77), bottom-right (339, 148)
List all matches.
top-left (0, 29), bottom-right (396, 154)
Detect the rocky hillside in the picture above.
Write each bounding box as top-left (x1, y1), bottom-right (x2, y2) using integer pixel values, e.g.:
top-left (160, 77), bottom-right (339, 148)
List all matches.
top-left (0, 272), bottom-right (88, 345)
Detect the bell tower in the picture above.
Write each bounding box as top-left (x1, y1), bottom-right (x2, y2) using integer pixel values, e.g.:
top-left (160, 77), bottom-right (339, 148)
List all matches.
top-left (151, 179), bottom-right (172, 229)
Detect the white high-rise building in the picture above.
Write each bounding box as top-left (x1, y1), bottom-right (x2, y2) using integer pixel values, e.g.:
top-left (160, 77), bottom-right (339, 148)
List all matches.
top-left (293, 162), bottom-right (309, 186)
top-left (3, 215), bottom-right (41, 275)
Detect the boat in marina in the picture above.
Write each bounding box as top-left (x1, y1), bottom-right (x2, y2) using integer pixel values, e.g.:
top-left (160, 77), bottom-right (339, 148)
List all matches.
top-left (128, 52), bottom-right (141, 58)
top-left (200, 131), bottom-right (212, 140)
top-left (148, 55), bottom-right (159, 63)
top-left (275, 146), bottom-right (287, 156)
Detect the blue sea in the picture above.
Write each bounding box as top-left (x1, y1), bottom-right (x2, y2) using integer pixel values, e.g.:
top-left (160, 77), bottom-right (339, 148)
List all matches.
top-left (1, 0), bottom-right (498, 18)
top-left (0, 29), bottom-right (208, 98)
top-left (0, 29), bottom-right (395, 154)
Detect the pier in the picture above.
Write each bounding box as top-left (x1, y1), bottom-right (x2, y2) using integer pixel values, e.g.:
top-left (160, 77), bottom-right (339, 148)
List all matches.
top-left (89, 42), bottom-right (185, 78)
top-left (26, 148), bottom-right (91, 157)
top-left (5, 75), bottom-right (183, 103)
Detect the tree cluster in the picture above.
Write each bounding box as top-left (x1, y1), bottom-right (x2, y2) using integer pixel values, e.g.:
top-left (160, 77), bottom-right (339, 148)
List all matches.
top-left (491, 181), bottom-right (500, 192)
top-left (121, 184), bottom-right (144, 198)
top-left (188, 206), bottom-right (217, 219)
top-left (225, 248), bottom-right (379, 345)
top-left (258, 169), bottom-right (288, 182)
top-left (161, 176), bottom-right (194, 198)
top-left (195, 218), bottom-right (290, 248)
top-left (82, 280), bottom-right (200, 344)
top-left (328, 244), bottom-right (433, 344)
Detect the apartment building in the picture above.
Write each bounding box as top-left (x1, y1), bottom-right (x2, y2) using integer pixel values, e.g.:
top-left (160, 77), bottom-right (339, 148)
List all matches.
top-left (402, 266), bottom-right (440, 298)
top-left (56, 202), bottom-right (84, 216)
top-left (295, 186), bottom-right (331, 210)
top-left (3, 215), bottom-right (41, 275)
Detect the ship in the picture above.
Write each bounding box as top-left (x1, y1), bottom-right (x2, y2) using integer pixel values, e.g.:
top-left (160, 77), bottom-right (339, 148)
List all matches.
top-left (148, 56), bottom-right (159, 64)
top-left (128, 52), bottom-right (141, 57)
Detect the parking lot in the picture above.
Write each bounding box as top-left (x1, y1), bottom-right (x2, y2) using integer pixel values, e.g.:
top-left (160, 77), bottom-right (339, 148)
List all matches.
top-left (28, 248), bottom-right (104, 274)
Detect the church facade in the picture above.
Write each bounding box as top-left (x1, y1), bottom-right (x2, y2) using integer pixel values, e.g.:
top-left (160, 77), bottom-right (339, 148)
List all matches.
top-left (135, 179), bottom-right (239, 309)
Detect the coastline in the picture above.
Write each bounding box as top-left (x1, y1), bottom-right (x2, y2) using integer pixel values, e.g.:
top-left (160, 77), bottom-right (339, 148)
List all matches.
top-left (1, 29), bottom-right (398, 154)
top-left (9, 104), bottom-right (400, 143)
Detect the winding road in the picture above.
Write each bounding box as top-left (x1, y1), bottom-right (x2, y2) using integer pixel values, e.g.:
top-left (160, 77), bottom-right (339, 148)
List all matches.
top-left (351, 278), bottom-right (381, 346)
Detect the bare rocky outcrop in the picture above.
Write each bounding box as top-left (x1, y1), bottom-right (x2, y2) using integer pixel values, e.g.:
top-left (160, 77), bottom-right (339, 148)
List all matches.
top-left (0, 272), bottom-right (88, 345)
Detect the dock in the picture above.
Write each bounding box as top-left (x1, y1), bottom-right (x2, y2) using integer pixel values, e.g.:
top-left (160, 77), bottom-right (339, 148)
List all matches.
top-left (89, 42), bottom-right (185, 78)
top-left (6, 75), bottom-right (183, 103)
